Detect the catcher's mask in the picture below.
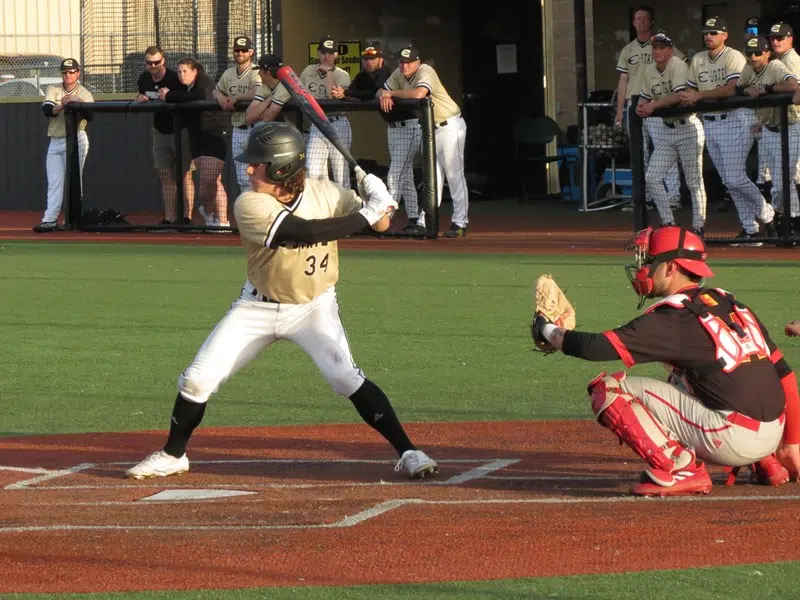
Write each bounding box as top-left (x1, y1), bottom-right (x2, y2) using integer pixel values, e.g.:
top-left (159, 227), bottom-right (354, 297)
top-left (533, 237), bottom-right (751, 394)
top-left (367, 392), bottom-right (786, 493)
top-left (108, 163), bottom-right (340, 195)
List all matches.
top-left (625, 226), bottom-right (713, 308)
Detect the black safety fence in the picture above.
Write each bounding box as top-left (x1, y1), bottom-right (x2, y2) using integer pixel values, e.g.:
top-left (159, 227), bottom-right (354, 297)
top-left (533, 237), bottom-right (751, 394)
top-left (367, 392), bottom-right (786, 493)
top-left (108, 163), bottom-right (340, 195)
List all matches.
top-left (62, 97), bottom-right (438, 238)
top-left (629, 92), bottom-right (800, 247)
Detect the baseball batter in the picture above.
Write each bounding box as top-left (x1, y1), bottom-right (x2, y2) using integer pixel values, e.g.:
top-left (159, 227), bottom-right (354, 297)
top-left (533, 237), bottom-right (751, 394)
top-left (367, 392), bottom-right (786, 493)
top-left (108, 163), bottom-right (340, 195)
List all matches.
top-left (126, 121), bottom-right (439, 481)
top-left (615, 8), bottom-right (683, 206)
top-left (378, 45), bottom-right (469, 237)
top-left (737, 35), bottom-right (799, 234)
top-left (245, 54), bottom-right (291, 124)
top-left (680, 17), bottom-right (774, 242)
top-left (213, 36), bottom-right (261, 194)
top-left (637, 33), bottom-right (707, 234)
top-left (531, 225), bottom-right (799, 496)
top-left (769, 22), bottom-right (800, 225)
top-left (34, 58), bottom-right (93, 233)
top-left (300, 36), bottom-right (353, 189)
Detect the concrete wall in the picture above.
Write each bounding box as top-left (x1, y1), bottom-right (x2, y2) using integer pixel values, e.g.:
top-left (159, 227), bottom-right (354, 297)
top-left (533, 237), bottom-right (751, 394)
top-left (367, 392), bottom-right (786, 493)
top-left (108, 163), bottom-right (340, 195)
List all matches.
top-left (549, 0), bottom-right (595, 128)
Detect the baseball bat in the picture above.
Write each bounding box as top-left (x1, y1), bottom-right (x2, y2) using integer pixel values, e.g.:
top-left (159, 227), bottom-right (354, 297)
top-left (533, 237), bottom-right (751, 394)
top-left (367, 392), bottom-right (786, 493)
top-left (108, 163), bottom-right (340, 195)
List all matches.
top-left (276, 65), bottom-right (366, 185)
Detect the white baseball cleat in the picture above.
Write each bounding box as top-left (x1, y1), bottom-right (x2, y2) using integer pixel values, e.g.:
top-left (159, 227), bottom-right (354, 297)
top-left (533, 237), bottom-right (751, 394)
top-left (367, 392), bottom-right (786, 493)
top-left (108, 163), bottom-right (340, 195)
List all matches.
top-left (126, 450), bottom-right (189, 480)
top-left (394, 449), bottom-right (438, 479)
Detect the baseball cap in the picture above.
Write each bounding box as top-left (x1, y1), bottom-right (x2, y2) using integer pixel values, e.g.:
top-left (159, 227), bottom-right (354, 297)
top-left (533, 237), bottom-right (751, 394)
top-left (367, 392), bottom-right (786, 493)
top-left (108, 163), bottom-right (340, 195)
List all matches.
top-left (60, 58), bottom-right (80, 72)
top-left (702, 16), bottom-right (728, 33)
top-left (769, 22), bottom-right (794, 37)
top-left (651, 32), bottom-right (674, 47)
top-left (317, 36), bottom-right (336, 53)
top-left (233, 36), bottom-right (253, 50)
top-left (361, 42), bottom-right (383, 59)
top-left (257, 53), bottom-right (282, 71)
top-left (398, 45), bottom-right (420, 63)
top-left (745, 35), bottom-right (771, 53)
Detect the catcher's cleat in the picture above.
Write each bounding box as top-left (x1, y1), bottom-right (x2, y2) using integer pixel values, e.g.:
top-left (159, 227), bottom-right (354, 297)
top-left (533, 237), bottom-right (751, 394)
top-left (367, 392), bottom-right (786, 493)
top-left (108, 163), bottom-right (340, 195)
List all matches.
top-left (126, 450), bottom-right (189, 480)
top-left (751, 454), bottom-right (790, 486)
top-left (631, 461), bottom-right (713, 497)
top-left (394, 450), bottom-right (439, 479)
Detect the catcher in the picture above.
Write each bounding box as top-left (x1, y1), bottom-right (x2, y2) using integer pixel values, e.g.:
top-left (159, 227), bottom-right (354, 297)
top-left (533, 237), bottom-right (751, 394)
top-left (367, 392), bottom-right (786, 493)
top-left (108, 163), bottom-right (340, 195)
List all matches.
top-left (531, 226), bottom-right (800, 496)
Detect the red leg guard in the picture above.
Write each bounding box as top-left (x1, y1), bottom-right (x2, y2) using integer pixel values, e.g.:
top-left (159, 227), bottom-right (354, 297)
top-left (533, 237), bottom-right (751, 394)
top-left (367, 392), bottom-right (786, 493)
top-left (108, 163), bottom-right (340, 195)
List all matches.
top-left (588, 372), bottom-right (692, 476)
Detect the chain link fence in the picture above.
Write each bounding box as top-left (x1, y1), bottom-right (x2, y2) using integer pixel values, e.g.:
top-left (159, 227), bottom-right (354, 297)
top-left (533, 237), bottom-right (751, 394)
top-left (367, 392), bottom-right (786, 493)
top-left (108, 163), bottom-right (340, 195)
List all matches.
top-left (0, 0), bottom-right (274, 97)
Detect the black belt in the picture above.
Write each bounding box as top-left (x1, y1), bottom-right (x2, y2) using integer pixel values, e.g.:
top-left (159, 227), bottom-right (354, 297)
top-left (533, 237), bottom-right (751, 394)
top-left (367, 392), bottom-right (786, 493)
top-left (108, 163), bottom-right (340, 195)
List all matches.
top-left (389, 121), bottom-right (408, 128)
top-left (237, 124), bottom-right (253, 130)
top-left (664, 119), bottom-right (687, 129)
top-left (703, 114), bottom-right (728, 121)
top-left (250, 288), bottom-right (279, 303)
top-left (328, 115), bottom-right (345, 121)
top-left (765, 125), bottom-right (780, 133)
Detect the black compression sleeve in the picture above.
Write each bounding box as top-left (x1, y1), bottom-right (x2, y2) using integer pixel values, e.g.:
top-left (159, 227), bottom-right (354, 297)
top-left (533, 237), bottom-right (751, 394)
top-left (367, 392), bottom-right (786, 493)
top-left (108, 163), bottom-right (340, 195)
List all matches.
top-left (270, 212), bottom-right (370, 247)
top-left (42, 104), bottom-right (55, 117)
top-left (562, 330), bottom-right (620, 361)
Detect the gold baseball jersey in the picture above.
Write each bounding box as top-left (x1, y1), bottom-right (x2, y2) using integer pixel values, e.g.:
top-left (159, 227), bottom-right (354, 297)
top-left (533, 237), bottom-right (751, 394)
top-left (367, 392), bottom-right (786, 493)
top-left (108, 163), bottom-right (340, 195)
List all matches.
top-left (639, 56), bottom-right (689, 124)
top-left (299, 65), bottom-right (350, 117)
top-left (616, 39), bottom-right (686, 100)
top-left (384, 63), bottom-right (460, 124)
top-left (738, 59), bottom-right (799, 125)
top-left (233, 178), bottom-right (363, 304)
top-left (253, 81), bottom-right (291, 106)
top-left (42, 83), bottom-right (94, 137)
top-left (778, 48), bottom-right (800, 77)
top-left (686, 46), bottom-right (745, 91)
top-left (216, 64), bottom-right (261, 127)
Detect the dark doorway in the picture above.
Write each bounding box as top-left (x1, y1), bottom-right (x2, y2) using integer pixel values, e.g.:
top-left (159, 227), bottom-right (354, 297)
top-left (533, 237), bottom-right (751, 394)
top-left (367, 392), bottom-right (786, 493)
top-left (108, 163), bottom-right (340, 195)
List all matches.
top-left (460, 1), bottom-right (545, 197)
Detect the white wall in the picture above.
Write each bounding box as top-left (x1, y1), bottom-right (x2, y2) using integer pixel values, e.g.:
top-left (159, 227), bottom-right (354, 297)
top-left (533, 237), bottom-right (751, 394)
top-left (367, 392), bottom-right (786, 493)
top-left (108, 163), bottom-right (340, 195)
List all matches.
top-left (0, 0), bottom-right (81, 57)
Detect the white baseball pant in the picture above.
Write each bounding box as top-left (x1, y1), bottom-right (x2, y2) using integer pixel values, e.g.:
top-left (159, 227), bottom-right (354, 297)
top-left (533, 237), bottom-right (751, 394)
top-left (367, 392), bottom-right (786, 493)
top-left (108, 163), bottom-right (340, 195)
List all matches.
top-left (231, 125), bottom-right (252, 193)
top-left (620, 375), bottom-right (784, 467)
top-left (761, 124), bottom-right (800, 218)
top-left (644, 117), bottom-right (681, 202)
top-left (740, 108), bottom-right (771, 188)
top-left (178, 281), bottom-right (365, 404)
top-left (703, 114), bottom-right (774, 234)
top-left (43, 131), bottom-right (89, 223)
top-left (646, 116), bottom-right (707, 231)
top-left (430, 114), bottom-right (468, 228)
top-left (307, 117), bottom-right (352, 189)
top-left (386, 119), bottom-right (422, 220)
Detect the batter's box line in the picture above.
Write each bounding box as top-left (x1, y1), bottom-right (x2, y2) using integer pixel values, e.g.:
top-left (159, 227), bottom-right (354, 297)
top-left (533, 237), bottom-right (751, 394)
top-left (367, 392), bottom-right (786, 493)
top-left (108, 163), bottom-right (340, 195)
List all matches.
top-left (3, 459), bottom-right (520, 491)
top-left (4, 494), bottom-right (800, 534)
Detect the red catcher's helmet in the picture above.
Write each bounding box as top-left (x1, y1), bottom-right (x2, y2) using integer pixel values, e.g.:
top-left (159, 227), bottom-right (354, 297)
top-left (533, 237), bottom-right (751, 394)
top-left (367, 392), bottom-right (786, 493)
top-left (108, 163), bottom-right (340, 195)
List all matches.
top-left (625, 226), bottom-right (713, 307)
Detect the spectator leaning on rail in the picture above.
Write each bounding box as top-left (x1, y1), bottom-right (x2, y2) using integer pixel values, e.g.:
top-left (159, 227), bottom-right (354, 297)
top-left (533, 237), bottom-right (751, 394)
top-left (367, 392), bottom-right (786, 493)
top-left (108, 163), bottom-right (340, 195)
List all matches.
top-left (136, 45), bottom-right (195, 226)
top-left (34, 58), bottom-right (94, 233)
top-left (332, 42), bottom-right (424, 234)
top-left (614, 6), bottom-right (684, 210)
top-left (737, 35), bottom-right (799, 238)
top-left (679, 16), bottom-right (776, 245)
top-left (159, 57), bottom-right (231, 228)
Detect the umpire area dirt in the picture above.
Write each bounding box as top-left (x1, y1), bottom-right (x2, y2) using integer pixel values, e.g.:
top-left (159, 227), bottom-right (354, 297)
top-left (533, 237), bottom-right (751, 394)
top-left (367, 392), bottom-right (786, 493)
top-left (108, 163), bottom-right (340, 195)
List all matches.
top-left (1, 421), bottom-right (799, 594)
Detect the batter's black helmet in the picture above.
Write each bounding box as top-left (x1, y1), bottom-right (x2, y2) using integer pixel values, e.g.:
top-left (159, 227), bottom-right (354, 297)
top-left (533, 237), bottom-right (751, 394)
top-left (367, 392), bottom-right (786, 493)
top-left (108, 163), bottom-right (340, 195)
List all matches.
top-left (235, 121), bottom-right (306, 182)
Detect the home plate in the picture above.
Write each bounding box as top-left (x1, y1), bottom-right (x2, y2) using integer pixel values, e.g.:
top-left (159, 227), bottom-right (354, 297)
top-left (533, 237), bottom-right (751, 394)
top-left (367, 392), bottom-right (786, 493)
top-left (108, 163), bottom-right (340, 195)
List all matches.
top-left (138, 489), bottom-right (258, 502)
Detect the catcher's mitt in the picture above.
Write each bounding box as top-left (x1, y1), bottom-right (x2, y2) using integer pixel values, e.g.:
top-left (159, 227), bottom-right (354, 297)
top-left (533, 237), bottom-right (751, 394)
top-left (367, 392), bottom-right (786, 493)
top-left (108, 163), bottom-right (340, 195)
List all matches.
top-left (530, 274), bottom-right (576, 354)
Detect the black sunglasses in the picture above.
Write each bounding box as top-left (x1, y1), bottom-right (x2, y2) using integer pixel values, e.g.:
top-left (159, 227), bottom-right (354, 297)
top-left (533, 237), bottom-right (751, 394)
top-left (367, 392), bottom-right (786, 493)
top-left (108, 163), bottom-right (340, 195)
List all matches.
top-left (145, 59), bottom-right (163, 66)
top-left (62, 69), bottom-right (79, 74)
top-left (746, 51), bottom-right (766, 57)
top-left (770, 35), bottom-right (788, 41)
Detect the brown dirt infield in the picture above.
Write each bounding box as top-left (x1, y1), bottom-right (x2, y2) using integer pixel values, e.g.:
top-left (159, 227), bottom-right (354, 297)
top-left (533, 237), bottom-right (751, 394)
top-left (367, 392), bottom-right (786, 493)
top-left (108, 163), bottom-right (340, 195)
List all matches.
top-left (1, 421), bottom-right (799, 594)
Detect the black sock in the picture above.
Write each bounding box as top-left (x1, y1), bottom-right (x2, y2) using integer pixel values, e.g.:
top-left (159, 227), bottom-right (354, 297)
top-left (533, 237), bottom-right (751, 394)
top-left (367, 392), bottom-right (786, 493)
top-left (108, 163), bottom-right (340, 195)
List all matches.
top-left (163, 393), bottom-right (206, 458)
top-left (349, 379), bottom-right (415, 456)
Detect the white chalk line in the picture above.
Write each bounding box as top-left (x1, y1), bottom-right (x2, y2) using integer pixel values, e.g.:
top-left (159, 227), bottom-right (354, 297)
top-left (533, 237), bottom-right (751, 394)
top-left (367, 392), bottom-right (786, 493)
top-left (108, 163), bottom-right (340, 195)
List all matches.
top-left (3, 494), bottom-right (800, 533)
top-left (3, 458), bottom-right (519, 491)
top-left (0, 466), bottom-right (54, 474)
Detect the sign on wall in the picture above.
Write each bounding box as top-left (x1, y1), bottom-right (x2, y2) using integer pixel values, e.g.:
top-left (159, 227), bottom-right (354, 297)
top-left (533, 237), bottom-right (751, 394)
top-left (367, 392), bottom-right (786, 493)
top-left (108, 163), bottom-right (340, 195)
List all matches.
top-left (307, 41), bottom-right (362, 78)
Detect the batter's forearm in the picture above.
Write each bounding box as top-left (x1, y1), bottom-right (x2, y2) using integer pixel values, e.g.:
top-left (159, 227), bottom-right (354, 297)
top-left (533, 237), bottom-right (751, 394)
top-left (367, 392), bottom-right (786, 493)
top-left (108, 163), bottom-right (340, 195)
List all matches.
top-left (270, 213), bottom-right (369, 247)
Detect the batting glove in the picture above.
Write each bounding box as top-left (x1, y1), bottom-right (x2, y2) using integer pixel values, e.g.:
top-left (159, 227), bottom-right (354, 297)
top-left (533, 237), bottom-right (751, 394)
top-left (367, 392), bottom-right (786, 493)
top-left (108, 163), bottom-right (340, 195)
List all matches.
top-left (362, 174), bottom-right (389, 201)
top-left (358, 191), bottom-right (398, 225)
